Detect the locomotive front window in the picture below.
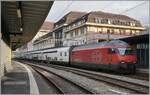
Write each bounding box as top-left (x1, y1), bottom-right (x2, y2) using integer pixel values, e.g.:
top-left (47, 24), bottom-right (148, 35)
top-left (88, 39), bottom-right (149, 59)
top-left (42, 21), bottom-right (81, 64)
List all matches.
top-left (118, 48), bottom-right (135, 55)
top-left (108, 48), bottom-right (117, 54)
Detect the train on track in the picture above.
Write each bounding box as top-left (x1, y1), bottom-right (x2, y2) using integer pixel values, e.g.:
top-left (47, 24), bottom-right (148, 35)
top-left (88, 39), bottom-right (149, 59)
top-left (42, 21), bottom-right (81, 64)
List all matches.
top-left (15, 40), bottom-right (137, 73)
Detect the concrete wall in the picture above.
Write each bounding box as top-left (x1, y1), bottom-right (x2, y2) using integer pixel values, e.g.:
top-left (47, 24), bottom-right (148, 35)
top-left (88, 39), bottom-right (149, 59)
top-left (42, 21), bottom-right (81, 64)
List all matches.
top-left (0, 38), bottom-right (12, 78)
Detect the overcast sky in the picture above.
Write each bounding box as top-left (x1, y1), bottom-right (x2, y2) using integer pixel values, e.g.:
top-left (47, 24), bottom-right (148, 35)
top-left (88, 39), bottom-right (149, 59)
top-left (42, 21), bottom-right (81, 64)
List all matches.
top-left (46, 1), bottom-right (149, 26)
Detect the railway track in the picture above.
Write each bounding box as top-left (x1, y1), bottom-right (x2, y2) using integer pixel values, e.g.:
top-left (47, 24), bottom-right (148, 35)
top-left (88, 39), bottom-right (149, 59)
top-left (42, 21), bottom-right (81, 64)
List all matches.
top-left (123, 73), bottom-right (149, 81)
top-left (99, 69), bottom-right (149, 81)
top-left (29, 60), bottom-right (149, 81)
top-left (21, 60), bottom-right (149, 94)
top-left (28, 64), bottom-right (96, 94)
top-left (32, 67), bottom-right (64, 94)
top-left (40, 63), bottom-right (149, 94)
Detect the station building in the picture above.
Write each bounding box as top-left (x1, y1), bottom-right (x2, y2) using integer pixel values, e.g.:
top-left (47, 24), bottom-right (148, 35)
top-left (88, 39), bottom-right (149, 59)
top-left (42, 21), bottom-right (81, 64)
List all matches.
top-left (63, 11), bottom-right (145, 46)
top-left (33, 32), bottom-right (55, 50)
top-left (53, 11), bottom-right (87, 47)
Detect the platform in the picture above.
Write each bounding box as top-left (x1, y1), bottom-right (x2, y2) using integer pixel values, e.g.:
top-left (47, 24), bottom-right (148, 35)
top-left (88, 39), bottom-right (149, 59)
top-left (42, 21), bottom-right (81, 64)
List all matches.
top-left (1, 61), bottom-right (55, 94)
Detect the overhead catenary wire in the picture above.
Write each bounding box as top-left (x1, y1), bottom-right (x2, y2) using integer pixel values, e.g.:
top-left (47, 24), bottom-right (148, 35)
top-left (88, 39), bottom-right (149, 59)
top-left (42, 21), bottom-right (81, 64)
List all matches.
top-left (119, 1), bottom-right (147, 14)
top-left (54, 1), bottom-right (73, 22)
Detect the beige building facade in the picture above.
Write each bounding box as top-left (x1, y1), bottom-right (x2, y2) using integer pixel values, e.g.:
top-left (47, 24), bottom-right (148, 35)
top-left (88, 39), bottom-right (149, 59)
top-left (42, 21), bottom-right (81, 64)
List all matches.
top-left (33, 32), bottom-right (55, 50)
top-left (63, 11), bottom-right (145, 46)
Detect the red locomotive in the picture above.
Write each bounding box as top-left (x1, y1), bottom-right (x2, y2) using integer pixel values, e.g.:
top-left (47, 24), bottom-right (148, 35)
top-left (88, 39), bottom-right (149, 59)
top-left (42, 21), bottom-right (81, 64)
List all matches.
top-left (70, 40), bottom-right (137, 73)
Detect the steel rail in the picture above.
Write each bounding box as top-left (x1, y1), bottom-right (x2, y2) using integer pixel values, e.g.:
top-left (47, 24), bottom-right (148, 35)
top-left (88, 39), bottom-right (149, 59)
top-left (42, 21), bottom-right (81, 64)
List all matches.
top-left (31, 66), bottom-right (65, 94)
top-left (28, 64), bottom-right (96, 94)
top-left (47, 64), bottom-right (149, 94)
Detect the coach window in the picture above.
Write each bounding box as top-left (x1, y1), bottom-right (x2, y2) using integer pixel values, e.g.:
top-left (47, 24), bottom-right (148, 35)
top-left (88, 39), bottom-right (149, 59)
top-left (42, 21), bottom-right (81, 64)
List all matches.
top-left (48, 57), bottom-right (51, 61)
top-left (60, 52), bottom-right (62, 56)
top-left (54, 57), bottom-right (57, 61)
top-left (64, 52), bottom-right (67, 56)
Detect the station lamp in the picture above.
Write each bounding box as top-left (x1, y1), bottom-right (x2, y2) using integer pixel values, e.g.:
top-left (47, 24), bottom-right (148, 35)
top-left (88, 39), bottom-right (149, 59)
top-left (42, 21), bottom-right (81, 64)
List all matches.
top-left (20, 27), bottom-right (23, 32)
top-left (17, 9), bottom-right (22, 18)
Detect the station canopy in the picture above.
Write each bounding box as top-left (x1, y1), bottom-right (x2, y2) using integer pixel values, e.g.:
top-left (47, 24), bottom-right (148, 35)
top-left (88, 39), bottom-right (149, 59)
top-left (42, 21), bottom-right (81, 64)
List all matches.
top-left (2, 1), bottom-right (53, 50)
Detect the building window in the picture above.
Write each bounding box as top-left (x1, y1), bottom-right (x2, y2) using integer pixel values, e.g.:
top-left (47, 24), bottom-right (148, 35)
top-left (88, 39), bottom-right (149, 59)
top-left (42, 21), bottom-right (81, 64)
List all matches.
top-left (110, 29), bottom-right (114, 34)
top-left (95, 18), bottom-right (101, 23)
top-left (107, 29), bottom-right (110, 34)
top-left (119, 29), bottom-right (125, 35)
top-left (114, 29), bottom-right (119, 34)
top-left (101, 19), bottom-right (108, 24)
top-left (108, 19), bottom-right (111, 24)
top-left (130, 22), bottom-right (135, 26)
top-left (132, 30), bottom-right (136, 35)
top-left (126, 30), bottom-right (130, 35)
top-left (70, 32), bottom-right (73, 37)
top-left (75, 30), bottom-right (78, 36)
top-left (126, 22), bottom-right (130, 26)
top-left (129, 30), bottom-right (132, 35)
top-left (81, 28), bottom-right (84, 34)
top-left (64, 34), bottom-right (67, 38)
top-left (103, 28), bottom-right (107, 33)
top-left (136, 30), bottom-right (140, 34)
top-left (83, 27), bottom-right (87, 34)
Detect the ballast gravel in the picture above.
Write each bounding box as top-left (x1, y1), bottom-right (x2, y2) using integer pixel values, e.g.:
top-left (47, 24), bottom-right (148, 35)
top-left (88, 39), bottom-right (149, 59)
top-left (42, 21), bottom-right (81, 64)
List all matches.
top-left (29, 63), bottom-right (134, 94)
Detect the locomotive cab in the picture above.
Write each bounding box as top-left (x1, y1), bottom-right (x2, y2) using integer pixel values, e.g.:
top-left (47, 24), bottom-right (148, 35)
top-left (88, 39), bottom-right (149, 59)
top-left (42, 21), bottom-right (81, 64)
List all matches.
top-left (117, 48), bottom-right (136, 63)
top-left (108, 47), bottom-right (136, 73)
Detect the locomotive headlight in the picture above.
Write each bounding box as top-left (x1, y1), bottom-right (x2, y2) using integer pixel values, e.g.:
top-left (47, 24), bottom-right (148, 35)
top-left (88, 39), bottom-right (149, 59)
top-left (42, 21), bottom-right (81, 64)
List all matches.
top-left (121, 61), bottom-right (125, 64)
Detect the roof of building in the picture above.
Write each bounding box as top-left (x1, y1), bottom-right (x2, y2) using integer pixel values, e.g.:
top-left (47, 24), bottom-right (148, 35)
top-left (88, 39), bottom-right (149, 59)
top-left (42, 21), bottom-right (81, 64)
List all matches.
top-left (89, 11), bottom-right (138, 21)
top-left (65, 11), bottom-right (87, 24)
top-left (40, 21), bottom-right (54, 31)
top-left (67, 11), bottom-right (142, 27)
top-left (55, 11), bottom-right (87, 25)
